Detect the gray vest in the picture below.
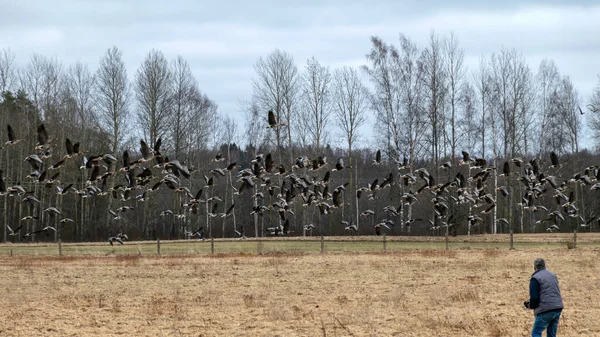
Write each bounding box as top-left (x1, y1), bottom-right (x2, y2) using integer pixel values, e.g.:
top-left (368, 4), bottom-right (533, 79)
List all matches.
top-left (532, 269), bottom-right (564, 315)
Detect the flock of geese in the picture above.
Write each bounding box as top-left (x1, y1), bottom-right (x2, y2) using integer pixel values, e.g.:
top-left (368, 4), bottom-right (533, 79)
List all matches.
top-left (1, 110), bottom-right (599, 246)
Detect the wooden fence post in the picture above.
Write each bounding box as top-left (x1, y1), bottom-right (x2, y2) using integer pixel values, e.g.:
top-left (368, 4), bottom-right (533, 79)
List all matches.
top-left (320, 234), bottom-right (324, 254)
top-left (383, 233), bottom-right (387, 251)
top-left (573, 230), bottom-right (577, 249)
top-left (211, 237), bottom-right (215, 255)
top-left (157, 238), bottom-right (161, 256)
top-left (509, 230), bottom-right (514, 250)
top-left (58, 240), bottom-right (62, 256)
top-left (257, 239), bottom-right (263, 255)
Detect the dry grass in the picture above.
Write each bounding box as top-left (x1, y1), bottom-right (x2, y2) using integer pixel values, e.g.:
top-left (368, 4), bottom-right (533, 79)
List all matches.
top-left (0, 247), bottom-right (599, 336)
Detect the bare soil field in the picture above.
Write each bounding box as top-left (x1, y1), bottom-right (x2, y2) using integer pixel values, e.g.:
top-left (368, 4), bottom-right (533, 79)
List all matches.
top-left (1, 242), bottom-right (599, 336)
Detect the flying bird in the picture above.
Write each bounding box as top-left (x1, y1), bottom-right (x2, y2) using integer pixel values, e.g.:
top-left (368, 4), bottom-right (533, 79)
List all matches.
top-left (549, 152), bottom-right (560, 168)
top-left (6, 124), bottom-right (23, 146)
top-left (372, 150), bottom-right (382, 165)
top-left (267, 110), bottom-right (287, 128)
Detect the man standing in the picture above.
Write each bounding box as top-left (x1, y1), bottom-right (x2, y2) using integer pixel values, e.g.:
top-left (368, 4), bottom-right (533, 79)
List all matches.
top-left (524, 258), bottom-right (564, 337)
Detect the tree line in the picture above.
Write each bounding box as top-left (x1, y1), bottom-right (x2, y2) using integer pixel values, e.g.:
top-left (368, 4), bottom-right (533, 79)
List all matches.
top-left (1, 31), bottom-right (600, 243)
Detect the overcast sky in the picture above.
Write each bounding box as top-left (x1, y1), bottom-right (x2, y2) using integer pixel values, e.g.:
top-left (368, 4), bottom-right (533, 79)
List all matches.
top-left (1, 0), bottom-right (600, 146)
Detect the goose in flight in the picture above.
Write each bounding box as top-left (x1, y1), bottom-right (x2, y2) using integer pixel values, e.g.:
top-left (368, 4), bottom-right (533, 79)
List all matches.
top-left (396, 157), bottom-right (409, 170)
top-left (372, 150), bottom-right (382, 165)
top-left (360, 209), bottom-right (375, 217)
top-left (332, 158), bottom-right (350, 171)
top-left (495, 218), bottom-right (510, 226)
top-left (549, 152), bottom-right (560, 169)
top-left (48, 159), bottom-right (66, 170)
top-left (22, 195), bottom-right (40, 204)
top-left (7, 224), bottom-right (23, 236)
top-left (25, 154), bottom-right (43, 170)
top-left (187, 227), bottom-right (205, 240)
top-left (496, 186), bottom-right (509, 197)
top-left (44, 207), bottom-right (61, 216)
top-left (160, 210), bottom-right (174, 216)
top-left (165, 160), bottom-right (190, 179)
top-left (108, 236), bottom-right (124, 246)
top-left (35, 124), bottom-right (51, 151)
top-left (64, 138), bottom-right (82, 159)
top-left (342, 221), bottom-right (358, 232)
top-left (212, 153), bottom-right (226, 163)
top-left (6, 124), bottom-right (23, 146)
top-left (234, 226), bottom-right (246, 239)
top-left (221, 204), bottom-right (235, 218)
top-left (208, 203), bottom-right (219, 217)
top-left (374, 222), bottom-right (391, 235)
top-left (211, 168), bottom-right (226, 177)
top-left (266, 110), bottom-right (287, 128)
top-left (226, 162), bottom-right (240, 171)
top-left (41, 225), bottom-right (56, 232)
top-left (303, 224), bottom-right (316, 231)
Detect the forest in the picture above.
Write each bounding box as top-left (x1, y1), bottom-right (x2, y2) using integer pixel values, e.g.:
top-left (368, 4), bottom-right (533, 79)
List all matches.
top-left (1, 31), bottom-right (600, 243)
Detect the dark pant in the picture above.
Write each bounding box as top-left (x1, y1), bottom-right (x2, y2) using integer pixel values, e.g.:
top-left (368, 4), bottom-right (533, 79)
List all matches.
top-left (532, 309), bottom-right (562, 337)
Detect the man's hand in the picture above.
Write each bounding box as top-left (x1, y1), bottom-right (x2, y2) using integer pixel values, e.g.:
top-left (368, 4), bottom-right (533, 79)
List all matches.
top-left (524, 301), bottom-right (530, 309)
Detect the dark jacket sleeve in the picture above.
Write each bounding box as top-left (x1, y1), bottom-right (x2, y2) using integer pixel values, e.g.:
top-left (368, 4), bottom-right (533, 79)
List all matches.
top-left (529, 278), bottom-right (540, 309)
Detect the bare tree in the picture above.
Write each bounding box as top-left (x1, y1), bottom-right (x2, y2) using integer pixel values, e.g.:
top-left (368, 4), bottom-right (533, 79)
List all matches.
top-left (489, 48), bottom-right (533, 159)
top-left (65, 62), bottom-right (97, 146)
top-left (186, 89), bottom-right (217, 159)
top-left (444, 31), bottom-right (465, 165)
top-left (488, 48), bottom-right (535, 233)
top-left (20, 54), bottom-right (63, 121)
top-left (297, 57), bottom-right (331, 152)
top-left (242, 98), bottom-right (267, 154)
top-left (332, 66), bottom-right (367, 227)
top-left (333, 67), bottom-right (367, 156)
top-left (95, 46), bottom-right (131, 155)
top-left (396, 34), bottom-right (428, 164)
top-left (362, 36), bottom-right (404, 162)
top-left (169, 55), bottom-right (196, 158)
top-left (473, 56), bottom-right (492, 158)
top-left (0, 48), bottom-right (17, 94)
top-left (135, 49), bottom-right (172, 147)
top-left (220, 115), bottom-right (239, 237)
top-left (241, 98), bottom-right (266, 237)
top-left (19, 53), bottom-right (45, 111)
top-left (588, 76), bottom-right (600, 146)
top-left (554, 76), bottom-right (582, 154)
top-left (421, 31), bottom-right (447, 176)
top-left (252, 49), bottom-right (298, 162)
top-left (458, 82), bottom-right (479, 155)
top-left (536, 59), bottom-right (561, 154)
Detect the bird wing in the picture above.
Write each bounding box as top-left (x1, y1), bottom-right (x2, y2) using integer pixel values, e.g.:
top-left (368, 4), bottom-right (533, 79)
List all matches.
top-left (550, 152), bottom-right (559, 167)
top-left (65, 138), bottom-right (74, 155)
top-left (154, 138), bottom-right (162, 153)
top-left (268, 110), bottom-right (276, 126)
top-left (122, 150), bottom-right (130, 168)
top-left (7, 124), bottom-right (16, 142)
top-left (140, 139), bottom-right (151, 159)
top-left (37, 124), bottom-right (48, 145)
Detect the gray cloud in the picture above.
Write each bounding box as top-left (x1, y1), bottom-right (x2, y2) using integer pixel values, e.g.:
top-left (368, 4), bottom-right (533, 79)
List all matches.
top-left (1, 0), bottom-right (599, 146)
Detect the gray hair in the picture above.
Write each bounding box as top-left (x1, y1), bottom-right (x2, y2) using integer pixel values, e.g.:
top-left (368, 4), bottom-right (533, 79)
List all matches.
top-left (534, 258), bottom-right (546, 270)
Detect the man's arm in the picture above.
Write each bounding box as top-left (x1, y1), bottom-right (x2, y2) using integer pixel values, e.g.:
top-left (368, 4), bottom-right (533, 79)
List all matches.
top-left (528, 278), bottom-right (540, 309)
